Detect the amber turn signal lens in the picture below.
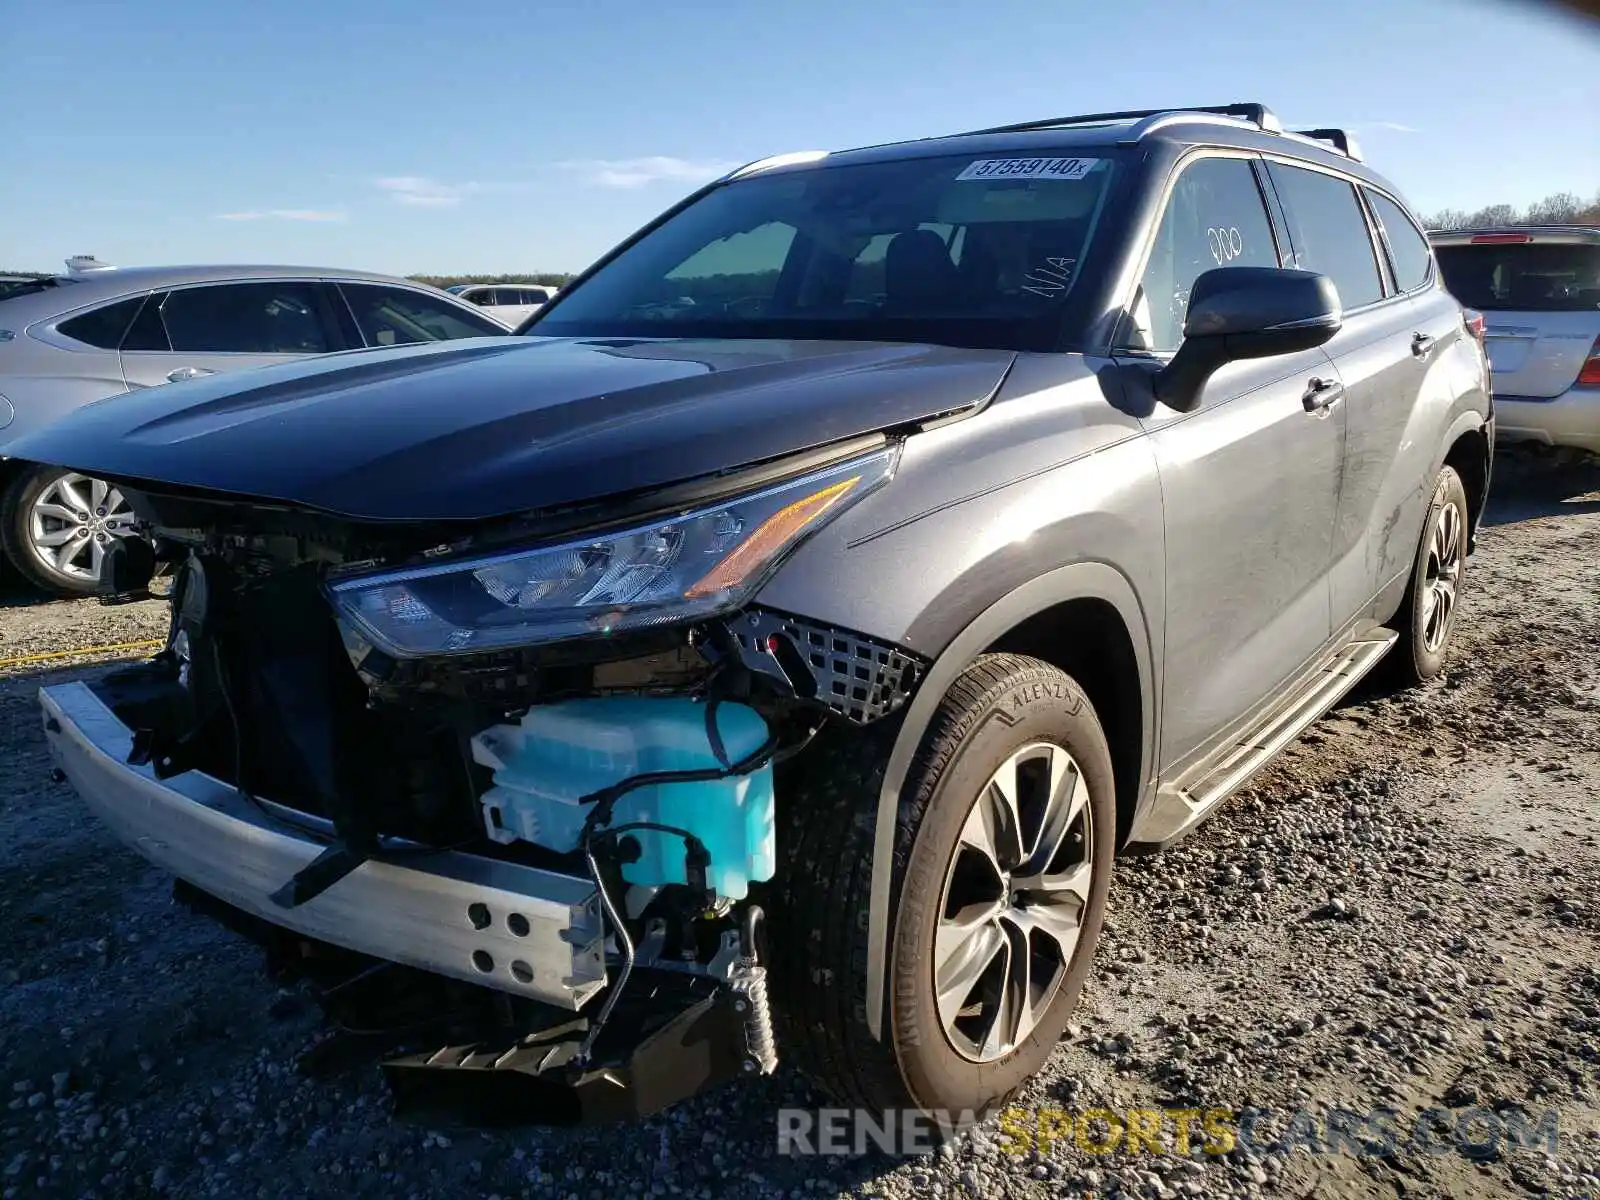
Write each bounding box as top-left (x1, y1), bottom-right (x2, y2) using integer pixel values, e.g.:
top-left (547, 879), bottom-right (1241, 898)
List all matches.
top-left (684, 477), bottom-right (861, 599)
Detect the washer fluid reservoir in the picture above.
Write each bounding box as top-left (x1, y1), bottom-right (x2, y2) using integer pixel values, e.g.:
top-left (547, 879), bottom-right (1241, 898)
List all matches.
top-left (470, 695), bottom-right (776, 900)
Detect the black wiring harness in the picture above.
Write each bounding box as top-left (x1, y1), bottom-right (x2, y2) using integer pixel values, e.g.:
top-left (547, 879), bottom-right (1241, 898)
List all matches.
top-left (571, 660), bottom-right (819, 1064)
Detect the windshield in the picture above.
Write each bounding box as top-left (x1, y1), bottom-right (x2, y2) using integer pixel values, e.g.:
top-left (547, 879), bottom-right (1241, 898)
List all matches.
top-left (528, 150), bottom-right (1118, 350)
top-left (1436, 241), bottom-right (1600, 313)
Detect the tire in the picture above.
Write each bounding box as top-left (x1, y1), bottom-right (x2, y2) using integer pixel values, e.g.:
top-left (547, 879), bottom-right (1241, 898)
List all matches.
top-left (0, 465), bottom-right (141, 597)
top-left (1384, 465), bottom-right (1470, 687)
top-left (767, 653), bottom-right (1116, 1118)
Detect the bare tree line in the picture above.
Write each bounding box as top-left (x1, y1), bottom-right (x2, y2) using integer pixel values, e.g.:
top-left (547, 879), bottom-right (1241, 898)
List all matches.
top-left (1423, 189), bottom-right (1600, 231)
top-left (407, 272), bottom-right (576, 289)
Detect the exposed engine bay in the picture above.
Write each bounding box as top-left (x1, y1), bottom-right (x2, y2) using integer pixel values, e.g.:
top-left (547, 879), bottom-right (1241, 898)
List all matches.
top-left (82, 478), bottom-right (923, 1119)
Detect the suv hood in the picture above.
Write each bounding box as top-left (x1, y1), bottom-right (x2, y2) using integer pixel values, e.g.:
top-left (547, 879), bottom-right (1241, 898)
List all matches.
top-left (7, 336), bottom-right (1014, 521)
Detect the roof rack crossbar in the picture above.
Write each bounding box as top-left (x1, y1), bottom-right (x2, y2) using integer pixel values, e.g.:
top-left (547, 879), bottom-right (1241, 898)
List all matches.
top-left (959, 102), bottom-right (1281, 139)
top-left (1289, 128), bottom-right (1364, 162)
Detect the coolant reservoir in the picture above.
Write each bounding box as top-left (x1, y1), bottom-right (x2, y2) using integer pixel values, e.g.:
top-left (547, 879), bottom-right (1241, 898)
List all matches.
top-left (471, 696), bottom-right (776, 900)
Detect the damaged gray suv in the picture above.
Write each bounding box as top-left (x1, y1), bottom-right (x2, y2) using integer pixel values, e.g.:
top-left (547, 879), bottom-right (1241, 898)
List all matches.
top-left (17, 102), bottom-right (1493, 1123)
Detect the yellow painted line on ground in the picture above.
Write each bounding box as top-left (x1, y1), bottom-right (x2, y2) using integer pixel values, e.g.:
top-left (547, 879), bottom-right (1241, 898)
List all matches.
top-left (0, 638), bottom-right (165, 670)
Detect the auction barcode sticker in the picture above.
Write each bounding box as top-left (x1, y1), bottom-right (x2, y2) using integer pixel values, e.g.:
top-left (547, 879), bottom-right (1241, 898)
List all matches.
top-left (954, 157), bottom-right (1100, 182)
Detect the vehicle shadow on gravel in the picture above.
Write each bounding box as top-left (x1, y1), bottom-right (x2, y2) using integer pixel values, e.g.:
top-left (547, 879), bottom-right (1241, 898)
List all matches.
top-left (1481, 447), bottom-right (1600, 527)
top-left (0, 576), bottom-right (56, 609)
top-left (0, 658), bottom-right (131, 696)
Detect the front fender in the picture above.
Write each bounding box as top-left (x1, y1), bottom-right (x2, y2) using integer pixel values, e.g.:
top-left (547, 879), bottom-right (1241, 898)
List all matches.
top-left (859, 558), bottom-right (1159, 1042)
top-left (752, 355), bottom-right (1166, 1043)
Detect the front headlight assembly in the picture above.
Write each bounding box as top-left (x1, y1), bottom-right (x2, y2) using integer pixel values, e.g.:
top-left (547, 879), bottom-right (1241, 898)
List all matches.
top-left (327, 446), bottom-right (897, 658)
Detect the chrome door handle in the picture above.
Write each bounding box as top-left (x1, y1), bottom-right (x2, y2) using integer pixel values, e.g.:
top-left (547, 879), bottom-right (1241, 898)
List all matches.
top-left (1410, 332), bottom-right (1435, 359)
top-left (166, 367), bottom-right (215, 383)
top-left (1302, 378), bottom-right (1344, 413)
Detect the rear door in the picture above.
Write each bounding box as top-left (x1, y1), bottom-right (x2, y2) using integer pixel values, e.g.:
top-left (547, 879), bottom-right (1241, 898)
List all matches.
top-left (1264, 160), bottom-right (1427, 627)
top-left (1432, 232), bottom-right (1600, 398)
top-left (118, 280), bottom-right (346, 389)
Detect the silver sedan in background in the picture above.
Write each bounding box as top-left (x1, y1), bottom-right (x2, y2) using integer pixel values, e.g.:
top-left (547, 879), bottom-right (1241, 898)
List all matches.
top-left (0, 261), bottom-right (508, 593)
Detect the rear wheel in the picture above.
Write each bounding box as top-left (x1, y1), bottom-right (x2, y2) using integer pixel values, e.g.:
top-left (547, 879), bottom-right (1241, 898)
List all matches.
top-left (1384, 465), bottom-right (1469, 687)
top-left (0, 466), bottom-right (140, 596)
top-left (768, 653), bottom-right (1115, 1116)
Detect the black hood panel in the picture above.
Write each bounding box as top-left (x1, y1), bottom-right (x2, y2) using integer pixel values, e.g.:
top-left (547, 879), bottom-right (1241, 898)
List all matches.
top-left (9, 337), bottom-right (1013, 521)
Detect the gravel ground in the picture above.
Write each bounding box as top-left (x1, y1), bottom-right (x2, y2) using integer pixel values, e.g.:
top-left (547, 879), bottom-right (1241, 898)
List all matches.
top-left (1, 447), bottom-right (1597, 1200)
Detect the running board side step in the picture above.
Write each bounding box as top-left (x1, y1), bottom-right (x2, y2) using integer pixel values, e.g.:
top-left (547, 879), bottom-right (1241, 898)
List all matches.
top-left (1127, 631), bottom-right (1397, 850)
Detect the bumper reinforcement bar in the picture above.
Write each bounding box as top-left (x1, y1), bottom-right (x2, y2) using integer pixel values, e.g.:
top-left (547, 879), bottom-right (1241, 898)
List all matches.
top-left (39, 681), bottom-right (606, 1011)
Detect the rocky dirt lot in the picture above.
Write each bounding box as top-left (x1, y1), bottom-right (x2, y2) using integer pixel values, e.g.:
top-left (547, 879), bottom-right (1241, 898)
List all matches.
top-left (1, 448), bottom-right (1596, 1200)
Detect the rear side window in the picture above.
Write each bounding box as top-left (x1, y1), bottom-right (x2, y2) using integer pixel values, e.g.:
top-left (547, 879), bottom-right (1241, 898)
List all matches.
top-left (1128, 156), bottom-right (1281, 352)
top-left (1267, 163), bottom-right (1385, 309)
top-left (1365, 191), bottom-right (1434, 294)
top-left (160, 282), bottom-right (331, 354)
top-left (338, 284), bottom-right (504, 346)
top-left (58, 296), bottom-right (145, 349)
top-left (1435, 242), bottom-right (1600, 313)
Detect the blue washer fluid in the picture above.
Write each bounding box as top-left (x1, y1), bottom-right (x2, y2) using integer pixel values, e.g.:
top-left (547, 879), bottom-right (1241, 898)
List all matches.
top-left (470, 695), bottom-right (776, 900)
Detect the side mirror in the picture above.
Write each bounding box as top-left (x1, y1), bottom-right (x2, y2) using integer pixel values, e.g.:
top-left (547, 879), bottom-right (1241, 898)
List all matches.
top-left (1154, 267), bottom-right (1343, 412)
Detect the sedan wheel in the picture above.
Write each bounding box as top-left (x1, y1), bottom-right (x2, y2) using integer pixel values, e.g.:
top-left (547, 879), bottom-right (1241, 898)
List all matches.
top-left (1, 467), bottom-right (140, 595)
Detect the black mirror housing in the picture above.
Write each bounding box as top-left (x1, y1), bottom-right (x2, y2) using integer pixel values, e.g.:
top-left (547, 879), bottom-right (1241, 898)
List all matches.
top-left (1154, 267), bottom-right (1343, 412)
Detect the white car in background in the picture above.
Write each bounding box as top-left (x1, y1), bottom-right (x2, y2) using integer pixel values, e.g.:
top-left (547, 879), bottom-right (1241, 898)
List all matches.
top-left (0, 260), bottom-right (508, 594)
top-left (1431, 226), bottom-right (1600, 455)
top-left (447, 283), bottom-right (556, 329)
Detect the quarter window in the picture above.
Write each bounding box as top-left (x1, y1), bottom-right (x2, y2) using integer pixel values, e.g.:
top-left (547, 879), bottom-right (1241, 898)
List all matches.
top-left (1129, 156), bottom-right (1280, 353)
top-left (58, 297), bottom-right (145, 349)
top-left (338, 284), bottom-right (504, 346)
top-left (1365, 190), bottom-right (1433, 294)
top-left (160, 282), bottom-right (331, 354)
top-left (1267, 164), bottom-right (1385, 309)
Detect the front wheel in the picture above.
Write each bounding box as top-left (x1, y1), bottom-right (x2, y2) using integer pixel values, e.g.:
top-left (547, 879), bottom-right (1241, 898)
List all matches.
top-left (0, 466), bottom-right (141, 596)
top-left (768, 653), bottom-right (1116, 1117)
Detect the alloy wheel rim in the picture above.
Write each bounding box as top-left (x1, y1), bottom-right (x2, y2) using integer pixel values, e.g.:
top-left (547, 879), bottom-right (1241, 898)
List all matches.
top-left (933, 741), bottom-right (1095, 1063)
top-left (27, 473), bottom-right (138, 584)
top-left (1421, 499), bottom-right (1464, 654)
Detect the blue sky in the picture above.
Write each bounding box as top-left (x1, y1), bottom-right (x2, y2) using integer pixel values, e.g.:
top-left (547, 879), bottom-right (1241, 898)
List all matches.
top-left (3, 0), bottom-right (1595, 276)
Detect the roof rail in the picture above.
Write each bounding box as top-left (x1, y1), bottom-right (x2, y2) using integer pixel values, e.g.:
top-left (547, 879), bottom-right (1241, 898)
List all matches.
top-left (726, 150), bottom-right (830, 179)
top-left (1289, 128), bottom-right (1364, 161)
top-left (960, 103), bottom-right (1281, 139)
